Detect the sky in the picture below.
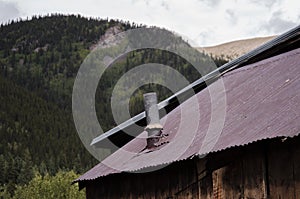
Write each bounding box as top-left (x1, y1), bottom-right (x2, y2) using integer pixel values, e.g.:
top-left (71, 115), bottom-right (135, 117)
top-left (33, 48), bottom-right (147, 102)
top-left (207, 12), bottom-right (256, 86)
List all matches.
top-left (0, 0), bottom-right (299, 46)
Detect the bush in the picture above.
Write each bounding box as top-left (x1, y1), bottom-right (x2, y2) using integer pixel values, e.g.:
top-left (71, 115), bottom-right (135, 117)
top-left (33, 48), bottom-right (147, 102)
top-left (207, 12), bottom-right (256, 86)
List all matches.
top-left (12, 171), bottom-right (84, 199)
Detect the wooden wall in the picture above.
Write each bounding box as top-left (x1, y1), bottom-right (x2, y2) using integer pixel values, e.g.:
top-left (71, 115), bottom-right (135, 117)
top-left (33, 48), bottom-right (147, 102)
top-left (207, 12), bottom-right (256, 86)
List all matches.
top-left (84, 159), bottom-right (199, 199)
top-left (82, 136), bottom-right (300, 199)
top-left (202, 137), bottom-right (300, 199)
top-left (207, 144), bottom-right (267, 199)
top-left (268, 137), bottom-right (300, 198)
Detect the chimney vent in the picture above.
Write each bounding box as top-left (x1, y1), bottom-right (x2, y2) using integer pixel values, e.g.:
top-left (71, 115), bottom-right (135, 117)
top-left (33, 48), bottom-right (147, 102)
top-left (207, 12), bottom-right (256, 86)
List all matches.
top-left (143, 92), bottom-right (163, 148)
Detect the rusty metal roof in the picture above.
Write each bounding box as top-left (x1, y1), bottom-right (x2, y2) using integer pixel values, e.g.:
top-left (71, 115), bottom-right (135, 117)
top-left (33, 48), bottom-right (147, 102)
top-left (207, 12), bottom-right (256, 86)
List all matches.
top-left (91, 25), bottom-right (300, 148)
top-left (76, 48), bottom-right (300, 182)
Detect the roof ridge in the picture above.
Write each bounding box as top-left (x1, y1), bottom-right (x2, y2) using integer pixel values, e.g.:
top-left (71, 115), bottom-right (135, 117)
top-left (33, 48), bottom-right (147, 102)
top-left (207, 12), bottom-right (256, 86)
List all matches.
top-left (223, 48), bottom-right (300, 78)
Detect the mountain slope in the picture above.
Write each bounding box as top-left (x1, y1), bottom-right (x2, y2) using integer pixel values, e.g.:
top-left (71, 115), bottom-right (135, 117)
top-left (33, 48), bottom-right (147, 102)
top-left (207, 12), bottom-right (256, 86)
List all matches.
top-left (0, 73), bottom-right (98, 186)
top-left (0, 14), bottom-right (140, 196)
top-left (0, 14), bottom-right (228, 196)
top-left (198, 36), bottom-right (276, 60)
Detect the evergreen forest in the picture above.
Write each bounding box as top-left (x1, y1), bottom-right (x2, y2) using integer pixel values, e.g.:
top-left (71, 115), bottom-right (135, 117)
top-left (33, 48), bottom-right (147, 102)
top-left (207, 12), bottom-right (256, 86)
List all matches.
top-left (0, 14), bottom-right (227, 197)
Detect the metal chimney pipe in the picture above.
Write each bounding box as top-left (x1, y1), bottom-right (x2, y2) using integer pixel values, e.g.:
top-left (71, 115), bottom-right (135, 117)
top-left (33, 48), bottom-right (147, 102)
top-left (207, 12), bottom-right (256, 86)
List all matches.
top-left (143, 92), bottom-right (163, 148)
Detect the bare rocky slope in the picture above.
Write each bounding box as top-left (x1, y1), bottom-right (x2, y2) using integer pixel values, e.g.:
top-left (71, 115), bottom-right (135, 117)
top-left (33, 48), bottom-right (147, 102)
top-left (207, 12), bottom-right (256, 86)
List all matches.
top-left (197, 36), bottom-right (276, 60)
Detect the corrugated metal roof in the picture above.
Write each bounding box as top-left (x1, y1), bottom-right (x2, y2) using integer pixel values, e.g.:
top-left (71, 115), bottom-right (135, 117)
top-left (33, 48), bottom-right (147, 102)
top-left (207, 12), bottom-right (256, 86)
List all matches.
top-left (76, 48), bottom-right (300, 182)
top-left (91, 25), bottom-right (300, 148)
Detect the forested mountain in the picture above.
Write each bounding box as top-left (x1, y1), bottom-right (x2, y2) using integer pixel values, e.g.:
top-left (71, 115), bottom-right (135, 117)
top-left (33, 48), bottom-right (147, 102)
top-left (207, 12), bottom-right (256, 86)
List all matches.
top-left (0, 14), bottom-right (227, 197)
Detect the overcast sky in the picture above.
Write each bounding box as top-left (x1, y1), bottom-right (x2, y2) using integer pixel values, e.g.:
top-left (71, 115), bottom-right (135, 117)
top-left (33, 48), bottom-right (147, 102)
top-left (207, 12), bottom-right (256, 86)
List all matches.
top-left (0, 0), bottom-right (299, 46)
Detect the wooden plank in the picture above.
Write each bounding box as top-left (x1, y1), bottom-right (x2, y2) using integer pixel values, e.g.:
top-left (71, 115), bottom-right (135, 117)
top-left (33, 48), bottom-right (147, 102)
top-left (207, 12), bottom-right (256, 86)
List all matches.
top-left (242, 147), bottom-right (267, 198)
top-left (268, 140), bottom-right (295, 198)
top-left (174, 160), bottom-right (198, 199)
top-left (223, 161), bottom-right (244, 198)
top-left (211, 155), bottom-right (246, 199)
top-left (199, 173), bottom-right (213, 199)
top-left (154, 168), bottom-right (170, 199)
top-left (212, 168), bottom-right (225, 199)
top-left (294, 141), bottom-right (300, 199)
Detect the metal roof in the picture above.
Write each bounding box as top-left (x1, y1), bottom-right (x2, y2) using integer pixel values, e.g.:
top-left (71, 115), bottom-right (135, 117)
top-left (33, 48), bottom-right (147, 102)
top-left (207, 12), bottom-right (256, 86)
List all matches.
top-left (76, 47), bottom-right (300, 182)
top-left (91, 25), bottom-right (300, 148)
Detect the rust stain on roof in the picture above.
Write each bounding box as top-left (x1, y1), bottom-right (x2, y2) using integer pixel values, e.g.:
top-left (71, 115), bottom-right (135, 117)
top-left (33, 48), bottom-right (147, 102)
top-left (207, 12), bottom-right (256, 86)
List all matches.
top-left (76, 48), bottom-right (300, 182)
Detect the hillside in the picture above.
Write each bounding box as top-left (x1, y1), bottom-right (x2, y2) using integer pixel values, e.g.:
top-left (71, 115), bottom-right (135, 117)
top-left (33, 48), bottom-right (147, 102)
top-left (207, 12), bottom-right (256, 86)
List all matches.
top-left (0, 14), bottom-right (228, 197)
top-left (198, 36), bottom-right (276, 60)
top-left (0, 14), bottom-right (139, 196)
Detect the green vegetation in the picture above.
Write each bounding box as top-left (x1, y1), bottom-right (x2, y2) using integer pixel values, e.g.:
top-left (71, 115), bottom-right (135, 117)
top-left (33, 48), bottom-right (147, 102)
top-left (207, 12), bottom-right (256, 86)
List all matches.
top-left (1, 171), bottom-right (84, 199)
top-left (0, 14), bottom-right (227, 197)
top-left (0, 14), bottom-right (139, 197)
top-left (0, 75), bottom-right (96, 191)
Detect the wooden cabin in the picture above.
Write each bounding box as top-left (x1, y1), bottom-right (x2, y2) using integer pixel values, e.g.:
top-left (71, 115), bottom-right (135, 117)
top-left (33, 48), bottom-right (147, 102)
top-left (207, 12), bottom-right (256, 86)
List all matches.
top-left (82, 137), bottom-right (300, 198)
top-left (74, 26), bottom-right (300, 199)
